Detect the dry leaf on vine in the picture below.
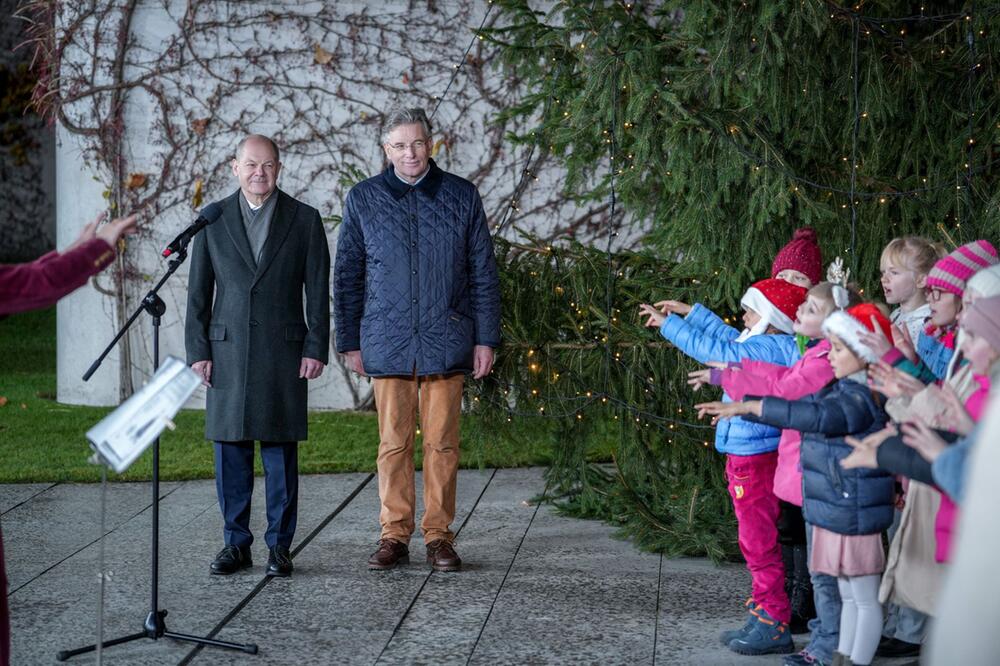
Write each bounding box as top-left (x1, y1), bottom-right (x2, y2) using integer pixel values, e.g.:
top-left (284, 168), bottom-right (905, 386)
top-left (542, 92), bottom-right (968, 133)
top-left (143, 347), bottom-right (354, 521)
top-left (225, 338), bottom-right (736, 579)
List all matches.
top-left (192, 178), bottom-right (204, 208)
top-left (125, 173), bottom-right (148, 190)
top-left (314, 44), bottom-right (334, 65)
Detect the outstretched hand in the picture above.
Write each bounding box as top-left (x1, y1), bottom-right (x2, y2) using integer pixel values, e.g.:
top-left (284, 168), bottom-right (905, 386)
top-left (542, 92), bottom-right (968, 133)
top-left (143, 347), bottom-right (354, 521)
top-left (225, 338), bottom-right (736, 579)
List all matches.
top-left (933, 383), bottom-right (976, 436)
top-left (858, 316), bottom-right (894, 358)
top-left (687, 368), bottom-right (712, 392)
top-left (694, 400), bottom-right (760, 426)
top-left (841, 424), bottom-right (896, 470)
top-left (653, 300), bottom-right (692, 316)
top-left (638, 303), bottom-right (666, 328)
top-left (894, 324), bottom-right (918, 363)
top-left (901, 417), bottom-right (948, 463)
top-left (868, 361), bottom-right (925, 398)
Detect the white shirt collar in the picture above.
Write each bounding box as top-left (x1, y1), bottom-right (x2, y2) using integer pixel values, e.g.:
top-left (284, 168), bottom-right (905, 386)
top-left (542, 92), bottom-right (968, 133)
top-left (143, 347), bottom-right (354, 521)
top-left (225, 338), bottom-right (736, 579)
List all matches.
top-left (394, 166), bottom-right (430, 187)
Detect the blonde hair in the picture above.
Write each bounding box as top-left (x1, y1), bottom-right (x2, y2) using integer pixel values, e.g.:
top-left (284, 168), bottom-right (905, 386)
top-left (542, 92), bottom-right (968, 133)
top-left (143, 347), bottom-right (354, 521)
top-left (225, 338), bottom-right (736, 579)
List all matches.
top-left (880, 236), bottom-right (947, 276)
top-left (808, 282), bottom-right (862, 316)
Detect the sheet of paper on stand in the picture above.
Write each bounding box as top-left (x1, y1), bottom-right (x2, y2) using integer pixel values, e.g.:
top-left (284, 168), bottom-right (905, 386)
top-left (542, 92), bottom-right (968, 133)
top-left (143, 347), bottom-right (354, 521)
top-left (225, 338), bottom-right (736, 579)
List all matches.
top-left (86, 356), bottom-right (201, 473)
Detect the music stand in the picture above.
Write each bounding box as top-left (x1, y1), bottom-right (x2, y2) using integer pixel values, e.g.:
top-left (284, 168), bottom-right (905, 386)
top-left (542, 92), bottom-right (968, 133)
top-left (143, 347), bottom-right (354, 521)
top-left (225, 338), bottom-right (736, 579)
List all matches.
top-left (57, 243), bottom-right (257, 661)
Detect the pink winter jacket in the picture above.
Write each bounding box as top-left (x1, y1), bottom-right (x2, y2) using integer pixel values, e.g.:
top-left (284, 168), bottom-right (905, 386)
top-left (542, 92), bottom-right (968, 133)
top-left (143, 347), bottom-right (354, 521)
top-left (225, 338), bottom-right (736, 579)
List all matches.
top-left (717, 340), bottom-right (835, 506)
top-left (936, 373), bottom-right (991, 562)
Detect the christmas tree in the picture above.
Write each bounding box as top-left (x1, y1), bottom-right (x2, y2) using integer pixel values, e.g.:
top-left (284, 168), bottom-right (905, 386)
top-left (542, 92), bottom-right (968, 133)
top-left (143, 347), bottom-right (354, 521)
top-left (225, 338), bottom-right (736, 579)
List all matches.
top-left (471, 0), bottom-right (1000, 559)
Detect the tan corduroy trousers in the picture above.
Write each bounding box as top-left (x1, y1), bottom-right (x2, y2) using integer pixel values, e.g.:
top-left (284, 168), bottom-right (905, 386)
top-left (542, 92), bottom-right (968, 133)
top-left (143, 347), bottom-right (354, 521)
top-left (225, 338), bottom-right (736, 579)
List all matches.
top-left (372, 372), bottom-right (464, 545)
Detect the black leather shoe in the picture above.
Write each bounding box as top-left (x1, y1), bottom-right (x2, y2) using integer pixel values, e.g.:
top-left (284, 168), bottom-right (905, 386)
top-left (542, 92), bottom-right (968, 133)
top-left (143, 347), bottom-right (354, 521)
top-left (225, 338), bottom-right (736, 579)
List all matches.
top-left (266, 545), bottom-right (293, 577)
top-left (210, 544), bottom-right (252, 575)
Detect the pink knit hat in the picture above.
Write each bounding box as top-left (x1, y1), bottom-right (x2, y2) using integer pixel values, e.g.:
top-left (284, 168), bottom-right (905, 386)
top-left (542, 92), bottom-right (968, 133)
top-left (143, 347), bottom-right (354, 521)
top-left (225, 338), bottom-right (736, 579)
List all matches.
top-left (925, 240), bottom-right (998, 298)
top-left (771, 228), bottom-right (823, 286)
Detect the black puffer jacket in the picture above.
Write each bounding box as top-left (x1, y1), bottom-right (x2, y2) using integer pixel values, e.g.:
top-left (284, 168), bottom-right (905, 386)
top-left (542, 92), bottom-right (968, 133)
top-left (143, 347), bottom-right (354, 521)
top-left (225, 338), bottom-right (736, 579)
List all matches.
top-left (333, 159), bottom-right (501, 376)
top-left (747, 377), bottom-right (895, 536)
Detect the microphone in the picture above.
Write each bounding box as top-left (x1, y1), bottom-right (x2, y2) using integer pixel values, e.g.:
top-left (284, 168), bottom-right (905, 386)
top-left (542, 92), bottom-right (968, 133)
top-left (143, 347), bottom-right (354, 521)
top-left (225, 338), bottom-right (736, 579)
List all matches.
top-left (162, 202), bottom-right (224, 257)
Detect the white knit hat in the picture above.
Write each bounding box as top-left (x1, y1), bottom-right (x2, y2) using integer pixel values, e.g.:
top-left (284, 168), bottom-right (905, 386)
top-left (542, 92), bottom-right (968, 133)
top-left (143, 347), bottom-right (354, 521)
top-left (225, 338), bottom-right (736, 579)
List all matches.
top-left (967, 263), bottom-right (1000, 299)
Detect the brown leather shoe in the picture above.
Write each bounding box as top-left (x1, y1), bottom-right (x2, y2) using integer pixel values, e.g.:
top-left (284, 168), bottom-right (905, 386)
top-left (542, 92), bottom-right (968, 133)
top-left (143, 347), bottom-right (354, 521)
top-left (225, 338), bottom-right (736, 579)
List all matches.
top-left (368, 539), bottom-right (409, 570)
top-left (426, 539), bottom-right (462, 572)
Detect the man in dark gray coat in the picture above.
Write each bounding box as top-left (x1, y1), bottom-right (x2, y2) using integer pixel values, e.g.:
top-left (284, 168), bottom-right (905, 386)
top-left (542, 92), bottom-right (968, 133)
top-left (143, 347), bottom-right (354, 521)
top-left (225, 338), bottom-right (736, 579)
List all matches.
top-left (186, 134), bottom-right (330, 578)
top-left (334, 108), bottom-right (500, 572)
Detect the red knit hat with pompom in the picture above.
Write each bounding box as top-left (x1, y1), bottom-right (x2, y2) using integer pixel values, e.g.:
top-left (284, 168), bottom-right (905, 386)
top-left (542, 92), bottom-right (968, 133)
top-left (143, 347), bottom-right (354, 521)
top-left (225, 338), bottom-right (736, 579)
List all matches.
top-left (772, 227), bottom-right (823, 286)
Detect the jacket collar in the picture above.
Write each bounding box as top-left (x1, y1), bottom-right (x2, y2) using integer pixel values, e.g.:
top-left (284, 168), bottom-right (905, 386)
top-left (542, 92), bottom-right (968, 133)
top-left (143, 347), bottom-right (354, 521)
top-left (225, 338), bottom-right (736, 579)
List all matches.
top-left (382, 158), bottom-right (444, 200)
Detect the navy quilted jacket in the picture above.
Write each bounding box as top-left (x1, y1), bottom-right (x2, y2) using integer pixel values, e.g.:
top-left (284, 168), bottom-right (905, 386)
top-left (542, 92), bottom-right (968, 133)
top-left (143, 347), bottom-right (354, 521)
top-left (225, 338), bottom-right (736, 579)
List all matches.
top-left (747, 377), bottom-right (895, 536)
top-left (333, 159), bottom-right (501, 376)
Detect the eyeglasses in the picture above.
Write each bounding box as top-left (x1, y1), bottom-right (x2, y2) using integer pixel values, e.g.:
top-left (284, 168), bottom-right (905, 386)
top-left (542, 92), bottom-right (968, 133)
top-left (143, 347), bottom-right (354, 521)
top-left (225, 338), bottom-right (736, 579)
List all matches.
top-left (387, 140), bottom-right (429, 152)
top-left (925, 287), bottom-right (948, 301)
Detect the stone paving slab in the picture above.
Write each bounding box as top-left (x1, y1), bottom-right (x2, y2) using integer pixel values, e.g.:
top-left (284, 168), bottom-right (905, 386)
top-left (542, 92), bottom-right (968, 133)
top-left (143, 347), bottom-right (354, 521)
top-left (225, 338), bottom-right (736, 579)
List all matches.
top-left (0, 482), bottom-right (54, 515)
top-left (185, 469), bottom-right (497, 665)
top-left (468, 497), bottom-right (661, 665)
top-left (376, 467), bottom-right (545, 665)
top-left (3, 470), bottom-right (923, 665)
top-left (8, 473), bottom-right (370, 665)
top-left (3, 481), bottom-right (182, 592)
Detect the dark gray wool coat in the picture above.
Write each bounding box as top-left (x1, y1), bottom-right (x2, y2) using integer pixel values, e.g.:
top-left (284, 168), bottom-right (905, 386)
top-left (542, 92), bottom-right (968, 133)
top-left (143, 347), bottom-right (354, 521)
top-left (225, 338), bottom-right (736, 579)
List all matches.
top-left (333, 159), bottom-right (500, 376)
top-left (185, 189), bottom-right (330, 442)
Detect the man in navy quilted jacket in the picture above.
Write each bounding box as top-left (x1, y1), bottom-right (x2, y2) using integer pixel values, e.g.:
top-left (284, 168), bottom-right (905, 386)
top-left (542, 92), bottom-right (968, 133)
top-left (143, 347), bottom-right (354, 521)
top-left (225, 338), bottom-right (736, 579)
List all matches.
top-left (334, 107), bottom-right (501, 572)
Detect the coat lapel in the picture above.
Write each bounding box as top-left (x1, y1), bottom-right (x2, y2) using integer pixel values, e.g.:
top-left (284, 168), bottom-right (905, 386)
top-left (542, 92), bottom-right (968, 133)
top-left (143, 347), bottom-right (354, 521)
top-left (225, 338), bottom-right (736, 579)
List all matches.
top-left (221, 191), bottom-right (256, 271)
top-left (252, 190), bottom-right (296, 286)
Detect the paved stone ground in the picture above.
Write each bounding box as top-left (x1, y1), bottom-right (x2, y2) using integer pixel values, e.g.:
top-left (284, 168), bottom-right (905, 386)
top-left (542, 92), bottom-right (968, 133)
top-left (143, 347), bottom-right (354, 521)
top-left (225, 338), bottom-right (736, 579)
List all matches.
top-left (2, 469), bottom-right (915, 664)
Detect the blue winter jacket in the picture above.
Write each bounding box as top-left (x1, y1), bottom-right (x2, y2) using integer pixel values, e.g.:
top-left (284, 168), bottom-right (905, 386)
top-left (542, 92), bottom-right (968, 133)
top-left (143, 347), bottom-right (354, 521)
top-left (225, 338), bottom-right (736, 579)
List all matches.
top-left (659, 303), bottom-right (800, 456)
top-left (748, 378), bottom-right (895, 536)
top-left (333, 160), bottom-right (501, 376)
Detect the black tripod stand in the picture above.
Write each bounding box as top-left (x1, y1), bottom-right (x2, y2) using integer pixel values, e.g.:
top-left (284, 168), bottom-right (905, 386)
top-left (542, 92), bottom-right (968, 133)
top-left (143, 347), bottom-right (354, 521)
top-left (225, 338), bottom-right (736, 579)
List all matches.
top-left (58, 246), bottom-right (257, 661)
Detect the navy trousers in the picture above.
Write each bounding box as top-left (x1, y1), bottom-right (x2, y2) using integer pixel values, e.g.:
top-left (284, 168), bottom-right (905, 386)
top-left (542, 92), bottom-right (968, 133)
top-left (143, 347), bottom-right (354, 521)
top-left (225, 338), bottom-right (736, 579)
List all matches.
top-left (214, 441), bottom-right (298, 549)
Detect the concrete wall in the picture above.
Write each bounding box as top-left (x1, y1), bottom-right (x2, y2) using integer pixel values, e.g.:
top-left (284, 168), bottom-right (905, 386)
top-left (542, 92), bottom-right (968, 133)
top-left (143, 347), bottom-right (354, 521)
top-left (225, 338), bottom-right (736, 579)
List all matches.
top-left (53, 0), bottom-right (615, 410)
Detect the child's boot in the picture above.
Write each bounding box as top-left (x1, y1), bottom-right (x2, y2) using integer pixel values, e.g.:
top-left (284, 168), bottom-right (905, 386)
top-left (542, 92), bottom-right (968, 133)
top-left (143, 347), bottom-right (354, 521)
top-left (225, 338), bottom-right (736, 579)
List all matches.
top-left (728, 606), bottom-right (795, 655)
top-left (718, 597), bottom-right (759, 645)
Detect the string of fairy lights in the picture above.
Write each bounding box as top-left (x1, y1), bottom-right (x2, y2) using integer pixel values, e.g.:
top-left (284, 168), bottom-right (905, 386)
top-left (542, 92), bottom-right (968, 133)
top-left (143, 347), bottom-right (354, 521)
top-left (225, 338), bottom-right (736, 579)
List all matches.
top-left (426, 1), bottom-right (998, 447)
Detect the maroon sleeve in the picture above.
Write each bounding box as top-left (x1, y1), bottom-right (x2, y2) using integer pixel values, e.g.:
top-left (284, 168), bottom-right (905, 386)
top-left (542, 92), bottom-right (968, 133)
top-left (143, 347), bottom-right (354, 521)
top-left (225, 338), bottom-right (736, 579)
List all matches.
top-left (0, 238), bottom-right (116, 316)
top-left (0, 522), bottom-right (8, 666)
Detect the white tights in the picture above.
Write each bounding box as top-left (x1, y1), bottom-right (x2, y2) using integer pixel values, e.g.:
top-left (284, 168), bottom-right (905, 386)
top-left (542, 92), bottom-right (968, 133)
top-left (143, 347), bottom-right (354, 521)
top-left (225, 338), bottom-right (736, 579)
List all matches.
top-left (837, 574), bottom-right (883, 665)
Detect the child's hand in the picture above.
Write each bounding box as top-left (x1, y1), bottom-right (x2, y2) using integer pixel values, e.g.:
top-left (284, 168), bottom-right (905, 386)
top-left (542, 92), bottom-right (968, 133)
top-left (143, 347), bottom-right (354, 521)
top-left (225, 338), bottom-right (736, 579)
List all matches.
top-left (934, 383), bottom-right (976, 436)
top-left (653, 299), bottom-right (692, 316)
top-left (841, 425), bottom-right (896, 470)
top-left (894, 324), bottom-right (918, 363)
top-left (638, 303), bottom-right (666, 328)
top-left (695, 400), bottom-right (759, 425)
top-left (859, 316), bottom-right (894, 358)
top-left (868, 361), bottom-right (925, 398)
top-left (901, 417), bottom-right (948, 463)
top-left (687, 368), bottom-right (712, 392)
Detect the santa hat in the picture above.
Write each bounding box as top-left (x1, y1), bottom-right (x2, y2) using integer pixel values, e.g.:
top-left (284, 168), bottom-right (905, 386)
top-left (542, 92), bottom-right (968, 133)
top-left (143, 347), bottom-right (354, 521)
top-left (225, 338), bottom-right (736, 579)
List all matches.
top-left (736, 278), bottom-right (808, 342)
top-left (925, 240), bottom-right (998, 298)
top-left (821, 303), bottom-right (894, 364)
top-left (772, 227), bottom-right (823, 286)
top-left (962, 295), bottom-right (1000, 358)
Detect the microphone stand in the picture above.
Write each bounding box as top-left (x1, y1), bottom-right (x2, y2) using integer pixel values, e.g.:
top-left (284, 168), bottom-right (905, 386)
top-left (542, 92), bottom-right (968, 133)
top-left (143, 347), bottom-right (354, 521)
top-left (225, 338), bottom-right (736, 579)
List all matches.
top-left (58, 240), bottom-right (258, 661)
